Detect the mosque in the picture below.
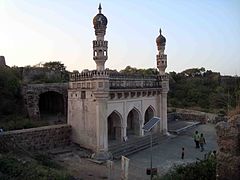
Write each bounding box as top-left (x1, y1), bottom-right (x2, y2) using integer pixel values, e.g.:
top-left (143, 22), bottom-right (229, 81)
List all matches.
top-left (67, 4), bottom-right (169, 153)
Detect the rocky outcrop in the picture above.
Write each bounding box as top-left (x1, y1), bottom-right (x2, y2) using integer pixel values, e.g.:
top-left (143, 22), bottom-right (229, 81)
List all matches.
top-left (216, 115), bottom-right (240, 180)
top-left (0, 56), bottom-right (8, 68)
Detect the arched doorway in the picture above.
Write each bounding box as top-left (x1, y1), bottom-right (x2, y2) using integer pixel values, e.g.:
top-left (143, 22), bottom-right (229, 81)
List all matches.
top-left (127, 108), bottom-right (140, 137)
top-left (39, 91), bottom-right (65, 122)
top-left (107, 111), bottom-right (122, 142)
top-left (144, 106), bottom-right (154, 124)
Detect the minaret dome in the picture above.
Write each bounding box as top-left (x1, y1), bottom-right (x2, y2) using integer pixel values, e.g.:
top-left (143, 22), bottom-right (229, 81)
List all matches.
top-left (93, 3), bottom-right (108, 37)
top-left (156, 28), bottom-right (167, 75)
top-left (156, 28), bottom-right (166, 46)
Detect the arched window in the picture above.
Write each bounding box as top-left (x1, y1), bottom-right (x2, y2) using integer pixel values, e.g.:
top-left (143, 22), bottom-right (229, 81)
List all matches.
top-left (107, 111), bottom-right (122, 142)
top-left (144, 106), bottom-right (155, 124)
top-left (127, 108), bottom-right (141, 137)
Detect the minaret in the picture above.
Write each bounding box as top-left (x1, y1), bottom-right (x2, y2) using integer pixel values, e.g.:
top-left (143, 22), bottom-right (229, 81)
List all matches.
top-left (156, 29), bottom-right (167, 75)
top-left (156, 28), bottom-right (169, 134)
top-left (93, 4), bottom-right (108, 71)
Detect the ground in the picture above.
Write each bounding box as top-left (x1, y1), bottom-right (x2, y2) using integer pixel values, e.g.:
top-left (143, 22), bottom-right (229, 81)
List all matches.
top-left (54, 123), bottom-right (218, 180)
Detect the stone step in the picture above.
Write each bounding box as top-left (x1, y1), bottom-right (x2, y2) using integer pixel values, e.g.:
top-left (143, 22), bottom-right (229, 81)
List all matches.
top-left (109, 136), bottom-right (159, 155)
top-left (57, 152), bottom-right (74, 158)
top-left (109, 134), bottom-right (155, 152)
top-left (48, 148), bottom-right (73, 155)
top-left (109, 134), bottom-right (166, 159)
top-left (113, 141), bottom-right (159, 159)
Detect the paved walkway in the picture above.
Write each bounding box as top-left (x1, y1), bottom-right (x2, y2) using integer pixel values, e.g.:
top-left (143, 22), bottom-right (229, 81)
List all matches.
top-left (111, 123), bottom-right (218, 179)
top-left (56, 123), bottom-right (218, 180)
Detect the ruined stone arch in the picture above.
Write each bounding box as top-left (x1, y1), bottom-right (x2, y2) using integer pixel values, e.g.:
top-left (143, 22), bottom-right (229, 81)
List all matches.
top-left (144, 105), bottom-right (155, 125)
top-left (38, 91), bottom-right (64, 118)
top-left (35, 84), bottom-right (68, 122)
top-left (107, 110), bottom-right (123, 142)
top-left (127, 107), bottom-right (141, 137)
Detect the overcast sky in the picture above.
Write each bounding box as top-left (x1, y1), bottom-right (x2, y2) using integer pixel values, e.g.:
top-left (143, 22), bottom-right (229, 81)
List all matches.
top-left (0, 0), bottom-right (240, 75)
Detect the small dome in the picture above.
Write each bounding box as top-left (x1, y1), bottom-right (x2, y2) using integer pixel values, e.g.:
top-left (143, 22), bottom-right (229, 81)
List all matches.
top-left (93, 4), bottom-right (108, 28)
top-left (156, 29), bottom-right (166, 45)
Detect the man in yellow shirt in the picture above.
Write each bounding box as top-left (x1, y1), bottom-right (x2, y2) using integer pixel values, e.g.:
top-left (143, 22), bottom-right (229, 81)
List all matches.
top-left (193, 131), bottom-right (200, 148)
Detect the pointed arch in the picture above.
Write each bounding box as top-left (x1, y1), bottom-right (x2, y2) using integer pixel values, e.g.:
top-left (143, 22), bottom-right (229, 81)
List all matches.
top-left (144, 105), bottom-right (155, 125)
top-left (127, 107), bottom-right (141, 137)
top-left (107, 110), bottom-right (123, 141)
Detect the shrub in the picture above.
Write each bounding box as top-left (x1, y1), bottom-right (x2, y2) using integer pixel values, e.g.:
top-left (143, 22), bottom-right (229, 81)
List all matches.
top-left (0, 153), bottom-right (71, 180)
top-left (157, 154), bottom-right (216, 180)
top-left (0, 115), bottom-right (48, 131)
top-left (34, 153), bottom-right (62, 169)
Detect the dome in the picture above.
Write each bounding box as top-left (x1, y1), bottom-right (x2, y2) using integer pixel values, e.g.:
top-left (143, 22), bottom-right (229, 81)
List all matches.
top-left (93, 4), bottom-right (108, 28)
top-left (156, 29), bottom-right (166, 45)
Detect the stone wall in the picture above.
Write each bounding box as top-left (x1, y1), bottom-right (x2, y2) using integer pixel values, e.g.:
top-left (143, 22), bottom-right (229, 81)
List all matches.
top-left (168, 112), bottom-right (207, 124)
top-left (0, 124), bottom-right (71, 152)
top-left (216, 115), bottom-right (240, 180)
top-left (168, 108), bottom-right (218, 122)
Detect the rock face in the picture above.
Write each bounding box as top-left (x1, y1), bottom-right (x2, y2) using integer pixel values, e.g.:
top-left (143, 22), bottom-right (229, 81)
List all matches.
top-left (216, 115), bottom-right (240, 180)
top-left (0, 124), bottom-right (71, 152)
top-left (0, 56), bottom-right (6, 67)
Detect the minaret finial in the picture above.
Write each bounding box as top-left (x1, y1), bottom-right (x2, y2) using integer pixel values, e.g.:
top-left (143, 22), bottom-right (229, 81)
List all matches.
top-left (159, 28), bottom-right (162, 35)
top-left (98, 3), bottom-right (102, 13)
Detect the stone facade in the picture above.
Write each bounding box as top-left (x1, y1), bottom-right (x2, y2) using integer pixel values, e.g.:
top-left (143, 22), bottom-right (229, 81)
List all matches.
top-left (22, 83), bottom-right (68, 120)
top-left (68, 5), bottom-right (169, 153)
top-left (0, 124), bottom-right (71, 152)
top-left (216, 115), bottom-right (240, 180)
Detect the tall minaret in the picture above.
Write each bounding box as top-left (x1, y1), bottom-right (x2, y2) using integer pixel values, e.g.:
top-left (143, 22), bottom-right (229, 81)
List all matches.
top-left (156, 29), bottom-right (167, 75)
top-left (156, 29), bottom-right (169, 134)
top-left (93, 4), bottom-right (108, 71)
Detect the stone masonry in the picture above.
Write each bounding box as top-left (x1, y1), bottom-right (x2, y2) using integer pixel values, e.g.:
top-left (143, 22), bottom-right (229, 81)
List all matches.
top-left (22, 83), bottom-right (68, 120)
top-left (168, 112), bottom-right (207, 124)
top-left (216, 115), bottom-right (240, 180)
top-left (0, 124), bottom-right (71, 152)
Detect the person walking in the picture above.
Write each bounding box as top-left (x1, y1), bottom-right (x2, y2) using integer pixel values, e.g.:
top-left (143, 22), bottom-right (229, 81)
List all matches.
top-left (193, 131), bottom-right (200, 148)
top-left (181, 147), bottom-right (185, 159)
top-left (199, 133), bottom-right (206, 152)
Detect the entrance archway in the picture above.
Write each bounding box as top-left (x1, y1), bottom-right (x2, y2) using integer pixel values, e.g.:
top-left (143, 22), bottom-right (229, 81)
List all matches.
top-left (107, 111), bottom-right (122, 142)
top-left (144, 106), bottom-right (154, 124)
top-left (127, 108), bottom-right (140, 137)
top-left (39, 91), bottom-right (64, 122)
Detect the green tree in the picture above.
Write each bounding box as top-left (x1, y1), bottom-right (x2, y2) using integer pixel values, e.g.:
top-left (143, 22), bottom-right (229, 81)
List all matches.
top-left (43, 61), bottom-right (66, 72)
top-left (0, 67), bottom-right (21, 115)
top-left (120, 66), bottom-right (158, 76)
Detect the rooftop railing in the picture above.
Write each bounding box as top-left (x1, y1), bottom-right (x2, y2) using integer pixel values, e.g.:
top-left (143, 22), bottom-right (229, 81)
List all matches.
top-left (69, 70), bottom-right (168, 89)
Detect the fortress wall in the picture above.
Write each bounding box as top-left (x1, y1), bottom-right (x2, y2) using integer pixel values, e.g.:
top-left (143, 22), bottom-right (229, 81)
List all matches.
top-left (167, 112), bottom-right (207, 123)
top-left (0, 124), bottom-right (71, 152)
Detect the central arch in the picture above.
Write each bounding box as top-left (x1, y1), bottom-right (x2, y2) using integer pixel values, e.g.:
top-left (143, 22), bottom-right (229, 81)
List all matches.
top-left (127, 108), bottom-right (141, 137)
top-left (107, 111), bottom-right (122, 142)
top-left (39, 91), bottom-right (65, 122)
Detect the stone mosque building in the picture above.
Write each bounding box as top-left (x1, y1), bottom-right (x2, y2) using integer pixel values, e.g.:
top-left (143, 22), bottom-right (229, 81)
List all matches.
top-left (68, 4), bottom-right (169, 153)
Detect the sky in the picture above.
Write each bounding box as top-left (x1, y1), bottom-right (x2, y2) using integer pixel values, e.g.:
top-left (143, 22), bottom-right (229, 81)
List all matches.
top-left (0, 0), bottom-right (240, 75)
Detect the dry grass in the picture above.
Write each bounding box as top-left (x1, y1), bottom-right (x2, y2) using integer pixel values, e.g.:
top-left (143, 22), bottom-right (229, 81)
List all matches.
top-left (228, 105), bottom-right (240, 118)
